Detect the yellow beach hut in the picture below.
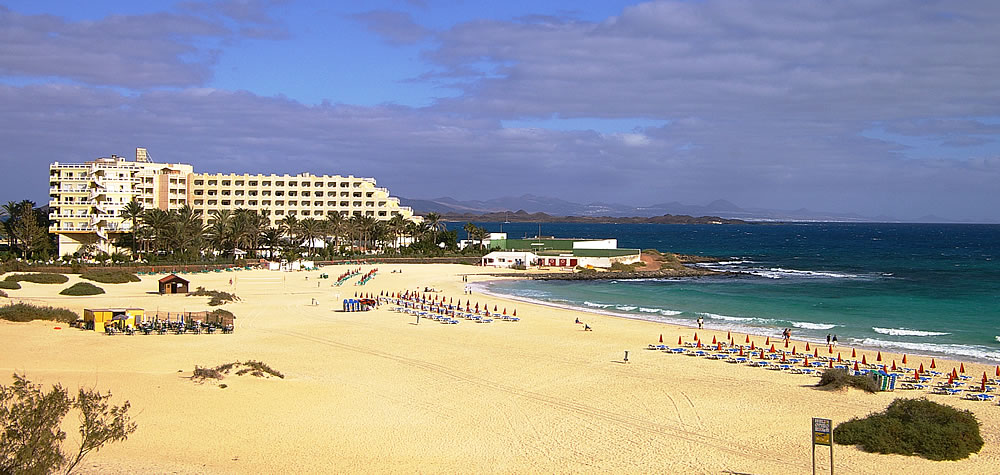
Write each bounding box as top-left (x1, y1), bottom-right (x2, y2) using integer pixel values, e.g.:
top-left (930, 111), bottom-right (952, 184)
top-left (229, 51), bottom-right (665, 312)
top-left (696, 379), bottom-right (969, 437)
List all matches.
top-left (83, 308), bottom-right (144, 332)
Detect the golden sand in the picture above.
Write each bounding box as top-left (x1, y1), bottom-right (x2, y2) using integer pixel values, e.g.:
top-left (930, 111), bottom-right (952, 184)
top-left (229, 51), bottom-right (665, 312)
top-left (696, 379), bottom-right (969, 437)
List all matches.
top-left (1, 264), bottom-right (998, 474)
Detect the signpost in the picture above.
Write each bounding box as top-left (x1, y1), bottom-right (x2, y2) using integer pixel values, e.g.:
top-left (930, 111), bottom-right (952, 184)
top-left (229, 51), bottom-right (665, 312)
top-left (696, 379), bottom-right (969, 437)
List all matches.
top-left (812, 417), bottom-right (833, 475)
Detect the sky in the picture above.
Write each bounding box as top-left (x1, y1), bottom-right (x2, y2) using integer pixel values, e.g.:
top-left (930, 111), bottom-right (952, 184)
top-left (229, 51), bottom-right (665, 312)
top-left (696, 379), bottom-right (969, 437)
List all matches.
top-left (1, 0), bottom-right (999, 222)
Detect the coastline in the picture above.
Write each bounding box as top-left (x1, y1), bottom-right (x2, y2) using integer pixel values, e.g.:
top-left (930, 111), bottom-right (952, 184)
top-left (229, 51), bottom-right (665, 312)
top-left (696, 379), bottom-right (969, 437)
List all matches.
top-left (2, 264), bottom-right (999, 473)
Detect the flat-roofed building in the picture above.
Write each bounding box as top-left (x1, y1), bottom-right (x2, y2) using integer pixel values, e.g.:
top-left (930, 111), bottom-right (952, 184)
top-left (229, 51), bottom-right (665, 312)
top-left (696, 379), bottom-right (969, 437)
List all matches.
top-left (49, 148), bottom-right (417, 256)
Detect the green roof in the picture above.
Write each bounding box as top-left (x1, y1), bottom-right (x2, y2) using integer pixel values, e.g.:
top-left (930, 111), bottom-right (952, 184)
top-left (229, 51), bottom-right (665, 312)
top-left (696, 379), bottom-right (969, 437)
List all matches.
top-left (536, 248), bottom-right (640, 257)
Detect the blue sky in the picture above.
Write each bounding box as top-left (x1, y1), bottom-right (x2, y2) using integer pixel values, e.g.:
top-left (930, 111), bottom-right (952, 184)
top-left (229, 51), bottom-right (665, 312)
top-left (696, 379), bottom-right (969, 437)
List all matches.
top-left (2, 0), bottom-right (999, 221)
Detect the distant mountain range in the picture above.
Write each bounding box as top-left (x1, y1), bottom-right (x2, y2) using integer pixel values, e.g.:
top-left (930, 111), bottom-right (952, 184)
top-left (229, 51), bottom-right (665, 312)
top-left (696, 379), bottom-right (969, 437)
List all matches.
top-left (398, 194), bottom-right (962, 223)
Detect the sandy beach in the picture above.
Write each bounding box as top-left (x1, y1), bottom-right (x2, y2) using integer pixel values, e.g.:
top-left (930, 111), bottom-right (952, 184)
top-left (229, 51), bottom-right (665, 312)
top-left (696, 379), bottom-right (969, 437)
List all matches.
top-left (1, 264), bottom-right (998, 474)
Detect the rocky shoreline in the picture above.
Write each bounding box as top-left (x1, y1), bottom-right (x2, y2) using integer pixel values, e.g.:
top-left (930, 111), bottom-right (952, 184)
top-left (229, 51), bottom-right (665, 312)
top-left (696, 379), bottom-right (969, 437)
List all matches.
top-left (521, 266), bottom-right (730, 281)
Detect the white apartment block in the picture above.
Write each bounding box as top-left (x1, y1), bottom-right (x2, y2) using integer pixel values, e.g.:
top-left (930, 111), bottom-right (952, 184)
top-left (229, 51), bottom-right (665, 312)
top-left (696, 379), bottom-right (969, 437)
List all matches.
top-left (49, 148), bottom-right (417, 256)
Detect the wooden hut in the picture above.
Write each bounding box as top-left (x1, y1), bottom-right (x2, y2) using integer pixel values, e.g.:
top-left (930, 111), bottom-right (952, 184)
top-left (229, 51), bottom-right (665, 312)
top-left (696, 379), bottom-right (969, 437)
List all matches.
top-left (158, 274), bottom-right (190, 294)
top-left (83, 308), bottom-right (143, 332)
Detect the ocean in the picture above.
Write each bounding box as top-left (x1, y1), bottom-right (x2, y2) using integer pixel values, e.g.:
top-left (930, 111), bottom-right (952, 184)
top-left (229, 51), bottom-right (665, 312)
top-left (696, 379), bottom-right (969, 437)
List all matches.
top-left (449, 222), bottom-right (1000, 363)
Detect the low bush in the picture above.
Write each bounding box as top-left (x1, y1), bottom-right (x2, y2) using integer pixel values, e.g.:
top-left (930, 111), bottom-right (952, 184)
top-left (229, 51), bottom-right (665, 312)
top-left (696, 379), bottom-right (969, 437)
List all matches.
top-left (80, 269), bottom-right (140, 284)
top-left (0, 290), bottom-right (7, 298)
top-left (575, 266), bottom-right (597, 274)
top-left (192, 367), bottom-right (224, 380)
top-left (816, 368), bottom-right (878, 393)
top-left (834, 398), bottom-right (983, 461)
top-left (235, 360), bottom-right (284, 379)
top-left (4, 273), bottom-right (69, 284)
top-left (0, 281), bottom-right (20, 290)
top-left (0, 303), bottom-right (78, 323)
top-left (610, 262), bottom-right (643, 272)
top-left (189, 287), bottom-right (238, 306)
top-left (192, 361), bottom-right (284, 382)
top-left (59, 282), bottom-right (106, 296)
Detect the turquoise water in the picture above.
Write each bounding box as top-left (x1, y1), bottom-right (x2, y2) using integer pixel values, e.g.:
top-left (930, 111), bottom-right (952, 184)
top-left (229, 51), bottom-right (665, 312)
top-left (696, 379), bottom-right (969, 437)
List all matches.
top-left (456, 223), bottom-right (1000, 363)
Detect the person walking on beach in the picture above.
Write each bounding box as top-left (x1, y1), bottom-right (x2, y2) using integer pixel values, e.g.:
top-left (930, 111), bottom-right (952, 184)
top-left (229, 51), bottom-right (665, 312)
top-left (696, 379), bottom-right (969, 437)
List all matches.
top-left (624, 350), bottom-right (629, 364)
top-left (584, 324), bottom-right (591, 331)
top-left (832, 335), bottom-right (838, 347)
top-left (826, 334), bottom-right (832, 345)
top-left (697, 316), bottom-right (704, 329)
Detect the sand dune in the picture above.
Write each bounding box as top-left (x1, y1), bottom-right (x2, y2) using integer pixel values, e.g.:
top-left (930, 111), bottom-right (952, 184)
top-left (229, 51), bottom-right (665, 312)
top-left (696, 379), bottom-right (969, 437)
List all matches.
top-left (1, 265), bottom-right (997, 473)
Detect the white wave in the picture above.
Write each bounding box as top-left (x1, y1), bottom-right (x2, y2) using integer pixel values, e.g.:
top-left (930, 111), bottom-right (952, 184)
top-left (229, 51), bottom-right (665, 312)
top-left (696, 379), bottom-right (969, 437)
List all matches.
top-left (857, 338), bottom-right (1000, 363)
top-left (748, 267), bottom-right (860, 279)
top-left (791, 321), bottom-right (838, 330)
top-left (616, 305), bottom-right (637, 311)
top-left (716, 260), bottom-right (752, 265)
top-left (583, 301), bottom-right (612, 308)
top-left (660, 309), bottom-right (683, 316)
top-left (996, 336), bottom-right (1000, 344)
top-left (639, 307), bottom-right (661, 313)
top-left (872, 327), bottom-right (950, 337)
top-left (700, 312), bottom-right (752, 322)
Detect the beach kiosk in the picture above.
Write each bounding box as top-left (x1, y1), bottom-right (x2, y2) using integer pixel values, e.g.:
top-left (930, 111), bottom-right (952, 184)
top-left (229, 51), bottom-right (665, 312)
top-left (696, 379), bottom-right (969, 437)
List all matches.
top-left (83, 308), bottom-right (144, 332)
top-left (158, 274), bottom-right (190, 294)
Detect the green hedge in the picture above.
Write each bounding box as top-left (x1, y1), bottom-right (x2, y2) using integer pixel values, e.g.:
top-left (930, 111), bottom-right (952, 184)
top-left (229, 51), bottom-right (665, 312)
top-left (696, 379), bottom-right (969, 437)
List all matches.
top-left (835, 398), bottom-right (983, 461)
top-left (59, 282), bottom-right (106, 296)
top-left (0, 303), bottom-right (78, 323)
top-left (0, 280), bottom-right (21, 290)
top-left (4, 273), bottom-right (69, 284)
top-left (80, 269), bottom-right (141, 284)
top-left (816, 368), bottom-right (878, 393)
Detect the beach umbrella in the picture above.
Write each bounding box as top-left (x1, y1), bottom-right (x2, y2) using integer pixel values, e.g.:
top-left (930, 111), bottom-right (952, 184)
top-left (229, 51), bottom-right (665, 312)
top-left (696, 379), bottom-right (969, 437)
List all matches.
top-left (996, 365), bottom-right (999, 377)
top-left (739, 347), bottom-right (744, 356)
top-left (513, 309), bottom-right (517, 317)
top-left (712, 336), bottom-right (717, 344)
top-left (828, 345), bottom-right (833, 354)
top-left (727, 331), bottom-right (731, 339)
top-left (948, 374), bottom-right (954, 385)
top-left (503, 308), bottom-right (507, 315)
top-left (750, 342), bottom-right (756, 350)
top-left (494, 305), bottom-right (498, 312)
top-left (931, 358), bottom-right (936, 369)
top-left (914, 369), bottom-right (919, 381)
top-left (882, 365), bottom-right (887, 372)
top-left (876, 352), bottom-right (882, 362)
top-left (902, 354), bottom-right (907, 364)
top-left (853, 362), bottom-right (860, 372)
top-left (792, 346), bottom-right (796, 355)
top-left (891, 361), bottom-right (897, 371)
top-left (852, 348), bottom-right (857, 358)
top-left (829, 360), bottom-right (834, 368)
top-left (717, 342), bottom-right (722, 351)
top-left (765, 337), bottom-right (770, 345)
top-left (769, 344), bottom-right (776, 353)
top-left (982, 379), bottom-right (986, 392)
top-left (804, 356), bottom-right (809, 366)
top-left (760, 349), bottom-right (766, 359)
top-left (745, 335), bottom-right (750, 343)
top-left (781, 353), bottom-right (787, 362)
top-left (919, 363), bottom-right (924, 372)
top-left (678, 336), bottom-right (683, 345)
top-left (697, 340), bottom-right (702, 348)
top-left (952, 368), bottom-right (959, 379)
top-left (960, 363), bottom-right (965, 373)
top-left (815, 348), bottom-right (820, 358)
top-left (694, 332), bottom-right (699, 341)
top-left (805, 342), bottom-right (810, 351)
top-left (659, 334), bottom-right (663, 343)
top-left (861, 355), bottom-right (867, 365)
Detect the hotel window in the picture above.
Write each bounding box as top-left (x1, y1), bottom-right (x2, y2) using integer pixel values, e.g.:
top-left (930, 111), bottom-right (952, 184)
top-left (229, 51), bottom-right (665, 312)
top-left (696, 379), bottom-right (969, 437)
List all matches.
top-left (378, 211), bottom-right (387, 216)
top-left (208, 180), bottom-right (217, 185)
top-left (289, 191), bottom-right (297, 197)
top-left (194, 180), bottom-right (204, 185)
top-left (194, 190), bottom-right (204, 195)
top-left (222, 190), bottom-right (231, 196)
top-left (221, 200), bottom-right (231, 206)
top-left (275, 210), bottom-right (284, 215)
top-left (194, 200), bottom-right (204, 205)
top-left (327, 182), bottom-right (336, 187)
top-left (353, 182), bottom-right (361, 188)
top-left (208, 200), bottom-right (217, 205)
top-left (289, 181), bottom-right (297, 186)
top-left (275, 200), bottom-right (284, 206)
top-left (340, 182), bottom-right (349, 187)
top-left (365, 211), bottom-right (374, 216)
top-left (378, 201), bottom-right (385, 207)
top-left (263, 191), bottom-right (271, 196)
top-left (235, 200), bottom-right (244, 206)
top-left (302, 211), bottom-right (311, 216)
top-left (207, 190), bottom-right (217, 196)
top-left (262, 200), bottom-right (271, 206)
top-left (263, 181), bottom-right (271, 186)
top-left (249, 200), bottom-right (257, 206)
top-left (222, 180), bottom-right (231, 186)
top-left (249, 191), bottom-right (257, 196)
top-left (340, 192), bottom-right (349, 197)
top-left (353, 192), bottom-right (362, 198)
top-left (366, 192), bottom-right (374, 198)
top-left (353, 201), bottom-right (362, 207)
top-left (314, 191), bottom-right (323, 197)
top-left (275, 191), bottom-right (284, 197)
top-left (327, 201), bottom-right (336, 206)
top-left (340, 201), bottom-right (349, 206)
top-left (275, 181), bottom-right (284, 186)
top-left (235, 190), bottom-right (244, 196)
top-left (314, 201), bottom-right (323, 206)
top-left (235, 181), bottom-right (244, 186)
top-left (249, 181), bottom-right (258, 186)
top-left (302, 191), bottom-right (310, 197)
top-left (301, 182), bottom-right (310, 187)
top-left (289, 201), bottom-right (298, 206)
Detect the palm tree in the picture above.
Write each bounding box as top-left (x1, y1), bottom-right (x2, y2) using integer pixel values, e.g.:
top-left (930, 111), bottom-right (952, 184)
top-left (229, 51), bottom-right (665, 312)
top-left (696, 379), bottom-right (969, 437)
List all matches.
top-left (120, 199), bottom-right (145, 258)
top-left (423, 212), bottom-right (446, 246)
top-left (141, 208), bottom-right (171, 254)
top-left (323, 212), bottom-right (344, 254)
top-left (387, 215), bottom-right (407, 251)
top-left (2, 201), bottom-right (21, 252)
top-left (299, 218), bottom-right (323, 258)
top-left (260, 226), bottom-right (284, 259)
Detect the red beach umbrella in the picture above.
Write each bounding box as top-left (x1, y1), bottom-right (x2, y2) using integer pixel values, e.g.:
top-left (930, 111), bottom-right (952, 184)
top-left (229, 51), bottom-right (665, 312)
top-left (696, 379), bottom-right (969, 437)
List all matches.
top-left (851, 348), bottom-right (857, 358)
top-left (814, 348), bottom-right (819, 358)
top-left (717, 342), bottom-right (722, 351)
top-left (828, 345), bottom-right (833, 354)
top-left (876, 352), bottom-right (882, 362)
top-left (805, 342), bottom-right (811, 351)
top-left (919, 363), bottom-right (924, 372)
top-left (769, 344), bottom-right (776, 353)
top-left (781, 353), bottom-right (787, 362)
top-left (952, 368), bottom-right (959, 379)
top-left (983, 372), bottom-right (988, 383)
top-left (948, 374), bottom-right (954, 385)
top-left (804, 356), bottom-right (809, 367)
top-left (982, 379), bottom-right (987, 392)
top-left (678, 336), bottom-right (683, 345)
top-left (765, 337), bottom-right (770, 345)
top-left (745, 335), bottom-right (750, 343)
top-left (712, 336), bottom-right (717, 344)
top-left (739, 347), bottom-right (744, 356)
top-left (513, 309), bottom-right (517, 317)
top-left (503, 308), bottom-right (507, 315)
top-left (829, 360), bottom-right (834, 368)
top-left (697, 340), bottom-right (702, 348)
top-left (750, 342), bottom-right (756, 350)
top-left (837, 353), bottom-right (841, 362)
top-left (659, 334), bottom-right (663, 343)
top-left (996, 365), bottom-right (999, 377)
top-left (694, 332), bottom-right (699, 341)
top-left (930, 358), bottom-right (936, 369)
top-left (861, 355), bottom-right (867, 365)
top-left (913, 369), bottom-right (919, 381)
top-left (960, 363), bottom-right (965, 373)
top-left (760, 349), bottom-right (766, 359)
top-left (891, 361), bottom-right (897, 371)
top-left (853, 362), bottom-right (860, 372)
top-left (494, 305), bottom-right (498, 312)
top-left (784, 340), bottom-right (789, 348)
top-left (727, 331), bottom-right (731, 339)
top-left (902, 354), bottom-right (907, 364)
top-left (792, 346), bottom-right (796, 355)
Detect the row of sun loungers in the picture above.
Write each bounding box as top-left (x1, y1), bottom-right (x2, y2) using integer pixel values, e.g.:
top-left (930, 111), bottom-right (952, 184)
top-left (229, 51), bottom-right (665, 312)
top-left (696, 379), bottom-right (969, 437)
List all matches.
top-left (105, 322), bottom-right (234, 335)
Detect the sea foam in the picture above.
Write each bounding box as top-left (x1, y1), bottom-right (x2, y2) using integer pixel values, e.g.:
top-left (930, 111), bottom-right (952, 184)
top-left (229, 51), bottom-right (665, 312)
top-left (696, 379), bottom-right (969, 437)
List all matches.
top-left (857, 338), bottom-right (1000, 363)
top-left (872, 327), bottom-right (950, 337)
top-left (791, 321), bottom-right (838, 330)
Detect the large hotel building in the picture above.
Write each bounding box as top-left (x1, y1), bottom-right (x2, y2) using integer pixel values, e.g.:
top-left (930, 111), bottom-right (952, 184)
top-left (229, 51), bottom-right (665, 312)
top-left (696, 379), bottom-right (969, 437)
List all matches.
top-left (48, 148), bottom-right (418, 256)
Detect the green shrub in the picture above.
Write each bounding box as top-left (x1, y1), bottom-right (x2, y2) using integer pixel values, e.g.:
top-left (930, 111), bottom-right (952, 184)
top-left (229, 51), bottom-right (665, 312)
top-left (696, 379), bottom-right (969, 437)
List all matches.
top-left (59, 282), bottom-right (105, 296)
top-left (194, 361), bottom-right (284, 381)
top-left (817, 368), bottom-right (878, 393)
top-left (4, 273), bottom-right (69, 284)
top-left (189, 287), bottom-right (238, 306)
top-left (834, 398), bottom-right (983, 461)
top-left (0, 290), bottom-right (6, 298)
top-left (192, 367), bottom-right (224, 380)
top-left (0, 281), bottom-right (20, 290)
top-left (575, 266), bottom-right (597, 274)
top-left (0, 303), bottom-right (78, 323)
top-left (80, 269), bottom-right (141, 284)
top-left (610, 261), bottom-right (643, 272)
